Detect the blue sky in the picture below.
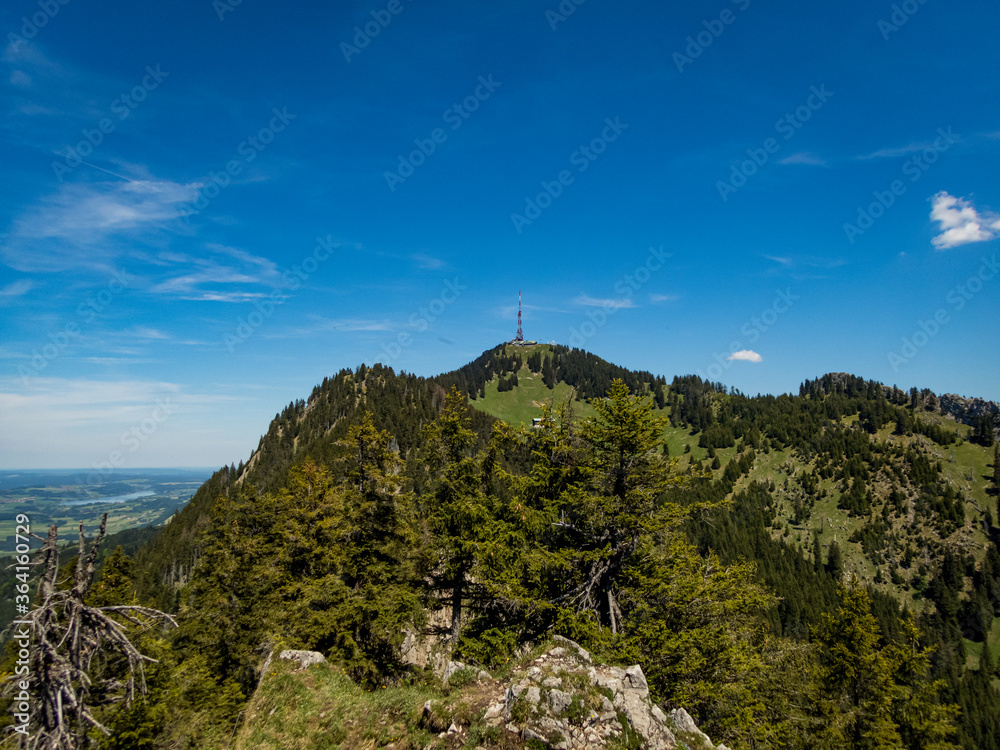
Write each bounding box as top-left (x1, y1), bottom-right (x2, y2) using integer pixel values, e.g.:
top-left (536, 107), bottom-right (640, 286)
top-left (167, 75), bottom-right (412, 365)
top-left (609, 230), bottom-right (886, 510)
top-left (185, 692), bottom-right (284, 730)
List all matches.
top-left (1, 0), bottom-right (998, 470)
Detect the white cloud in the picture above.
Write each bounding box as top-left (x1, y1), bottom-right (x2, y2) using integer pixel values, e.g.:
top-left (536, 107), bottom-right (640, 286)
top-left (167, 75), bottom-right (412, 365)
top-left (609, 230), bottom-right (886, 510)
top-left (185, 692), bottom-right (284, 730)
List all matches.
top-left (0, 280), bottom-right (34, 299)
top-left (857, 142), bottom-right (934, 160)
top-left (649, 293), bottom-right (679, 304)
top-left (2, 179), bottom-right (200, 272)
top-left (780, 152), bottom-right (826, 166)
top-left (929, 192), bottom-right (1000, 249)
top-left (0, 376), bottom-right (247, 468)
top-left (124, 327), bottom-right (170, 341)
top-left (268, 315), bottom-right (391, 338)
top-left (147, 245), bottom-right (288, 301)
top-left (9, 69), bottom-right (31, 88)
top-left (574, 294), bottom-right (636, 309)
top-left (727, 350), bottom-right (763, 363)
top-left (411, 252), bottom-right (445, 270)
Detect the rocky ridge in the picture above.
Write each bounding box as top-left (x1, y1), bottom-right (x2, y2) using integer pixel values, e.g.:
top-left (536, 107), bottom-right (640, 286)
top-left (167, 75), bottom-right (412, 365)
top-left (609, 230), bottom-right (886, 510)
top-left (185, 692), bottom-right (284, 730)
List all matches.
top-left (429, 636), bottom-right (728, 750)
top-left (939, 392), bottom-right (1000, 429)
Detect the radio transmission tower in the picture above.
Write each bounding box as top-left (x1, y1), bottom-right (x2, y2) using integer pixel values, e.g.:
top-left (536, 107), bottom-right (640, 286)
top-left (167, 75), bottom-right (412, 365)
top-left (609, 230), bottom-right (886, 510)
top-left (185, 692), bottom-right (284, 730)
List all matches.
top-left (516, 290), bottom-right (524, 342)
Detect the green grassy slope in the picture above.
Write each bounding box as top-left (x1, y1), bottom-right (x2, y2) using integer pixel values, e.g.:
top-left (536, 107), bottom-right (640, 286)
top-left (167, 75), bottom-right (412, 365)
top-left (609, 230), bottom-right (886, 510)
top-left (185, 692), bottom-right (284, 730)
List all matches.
top-left (474, 365), bottom-right (596, 427)
top-left (470, 373), bottom-right (1000, 670)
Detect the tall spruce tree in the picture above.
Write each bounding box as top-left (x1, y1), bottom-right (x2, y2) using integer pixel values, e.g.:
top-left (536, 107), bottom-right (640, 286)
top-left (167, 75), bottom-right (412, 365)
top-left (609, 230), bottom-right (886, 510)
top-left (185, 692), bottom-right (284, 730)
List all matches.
top-left (554, 379), bottom-right (682, 633)
top-left (422, 387), bottom-right (491, 645)
top-left (815, 582), bottom-right (902, 749)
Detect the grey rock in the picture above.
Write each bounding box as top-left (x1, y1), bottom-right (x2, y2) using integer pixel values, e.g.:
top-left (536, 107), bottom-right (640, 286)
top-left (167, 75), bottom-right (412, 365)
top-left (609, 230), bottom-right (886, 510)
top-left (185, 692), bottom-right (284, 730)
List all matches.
top-left (525, 686), bottom-right (541, 705)
top-left (553, 634), bottom-right (592, 663)
top-left (548, 688), bottom-right (573, 714)
top-left (477, 669), bottom-right (491, 682)
top-left (505, 682), bottom-right (527, 709)
top-left (671, 707), bottom-right (713, 747)
top-left (523, 727), bottom-right (548, 743)
top-left (537, 716), bottom-right (563, 733)
top-left (623, 664), bottom-right (649, 697)
top-left (443, 660), bottom-right (468, 683)
top-left (277, 650), bottom-right (326, 670)
top-left (670, 707), bottom-right (700, 734)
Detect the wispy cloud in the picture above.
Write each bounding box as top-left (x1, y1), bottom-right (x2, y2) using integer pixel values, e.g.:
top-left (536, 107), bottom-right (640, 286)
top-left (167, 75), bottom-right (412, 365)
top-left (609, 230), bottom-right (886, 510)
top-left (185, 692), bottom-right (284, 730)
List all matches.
top-left (2, 179), bottom-right (199, 272)
top-left (762, 254), bottom-right (845, 276)
top-left (0, 376), bottom-right (247, 467)
top-left (268, 316), bottom-right (391, 337)
top-left (411, 252), bottom-right (445, 270)
top-left (728, 349), bottom-right (763, 363)
top-left (857, 141), bottom-right (937, 160)
top-left (574, 294), bottom-right (636, 309)
top-left (0, 280), bottom-right (35, 299)
top-left (780, 152), bottom-right (826, 166)
top-left (649, 293), bottom-right (679, 304)
top-left (124, 326), bottom-right (170, 341)
top-left (929, 191), bottom-right (1000, 249)
top-left (147, 245), bottom-right (286, 301)
top-left (9, 70), bottom-right (31, 88)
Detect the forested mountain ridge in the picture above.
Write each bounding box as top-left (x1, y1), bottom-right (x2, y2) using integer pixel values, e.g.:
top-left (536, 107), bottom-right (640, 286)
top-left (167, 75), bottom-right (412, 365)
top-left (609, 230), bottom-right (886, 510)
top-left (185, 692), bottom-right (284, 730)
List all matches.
top-left (5, 343), bottom-right (999, 749)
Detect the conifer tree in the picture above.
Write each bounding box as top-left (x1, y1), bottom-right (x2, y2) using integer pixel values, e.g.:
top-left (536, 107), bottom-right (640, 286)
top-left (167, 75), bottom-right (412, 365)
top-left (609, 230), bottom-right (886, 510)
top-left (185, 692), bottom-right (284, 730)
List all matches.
top-left (889, 616), bottom-right (960, 750)
top-left (815, 582), bottom-right (902, 749)
top-left (423, 387), bottom-right (491, 645)
top-left (827, 540), bottom-right (844, 581)
top-left (555, 379), bottom-right (682, 633)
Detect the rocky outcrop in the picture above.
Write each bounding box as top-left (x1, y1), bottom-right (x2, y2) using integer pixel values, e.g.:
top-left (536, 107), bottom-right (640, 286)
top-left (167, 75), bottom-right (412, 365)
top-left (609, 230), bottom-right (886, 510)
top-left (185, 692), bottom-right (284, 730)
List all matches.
top-left (438, 635), bottom-right (726, 749)
top-left (257, 648), bottom-right (326, 678)
top-left (939, 393), bottom-right (1000, 429)
top-left (401, 608), bottom-right (454, 677)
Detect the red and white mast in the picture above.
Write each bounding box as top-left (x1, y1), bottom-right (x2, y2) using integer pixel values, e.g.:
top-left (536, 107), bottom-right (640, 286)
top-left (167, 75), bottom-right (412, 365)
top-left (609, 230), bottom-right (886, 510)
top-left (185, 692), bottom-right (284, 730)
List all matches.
top-left (516, 290), bottom-right (524, 342)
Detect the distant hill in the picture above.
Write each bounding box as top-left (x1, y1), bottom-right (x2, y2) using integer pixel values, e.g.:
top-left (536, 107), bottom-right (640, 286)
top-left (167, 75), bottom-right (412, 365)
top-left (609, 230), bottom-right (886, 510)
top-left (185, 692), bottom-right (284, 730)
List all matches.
top-left (55, 342), bottom-right (999, 750)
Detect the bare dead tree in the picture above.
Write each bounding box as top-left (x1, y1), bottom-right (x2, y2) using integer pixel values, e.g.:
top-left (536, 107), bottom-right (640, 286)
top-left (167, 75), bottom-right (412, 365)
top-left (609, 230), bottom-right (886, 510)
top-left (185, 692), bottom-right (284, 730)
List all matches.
top-left (19, 514), bottom-right (177, 750)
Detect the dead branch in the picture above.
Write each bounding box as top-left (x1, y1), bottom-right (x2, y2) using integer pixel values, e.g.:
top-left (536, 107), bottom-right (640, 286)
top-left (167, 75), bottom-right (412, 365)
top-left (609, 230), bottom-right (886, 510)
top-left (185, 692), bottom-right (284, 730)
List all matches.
top-left (11, 513), bottom-right (178, 750)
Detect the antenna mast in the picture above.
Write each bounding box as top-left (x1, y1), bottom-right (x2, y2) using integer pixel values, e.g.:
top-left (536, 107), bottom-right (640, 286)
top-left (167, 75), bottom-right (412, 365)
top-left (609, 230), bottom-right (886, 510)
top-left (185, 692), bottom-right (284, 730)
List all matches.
top-left (516, 290), bottom-right (524, 342)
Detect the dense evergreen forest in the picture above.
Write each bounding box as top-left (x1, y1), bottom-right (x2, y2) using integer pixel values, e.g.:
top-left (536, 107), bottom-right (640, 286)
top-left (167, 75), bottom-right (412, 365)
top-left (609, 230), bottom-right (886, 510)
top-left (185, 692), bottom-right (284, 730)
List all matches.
top-left (3, 344), bottom-right (998, 749)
